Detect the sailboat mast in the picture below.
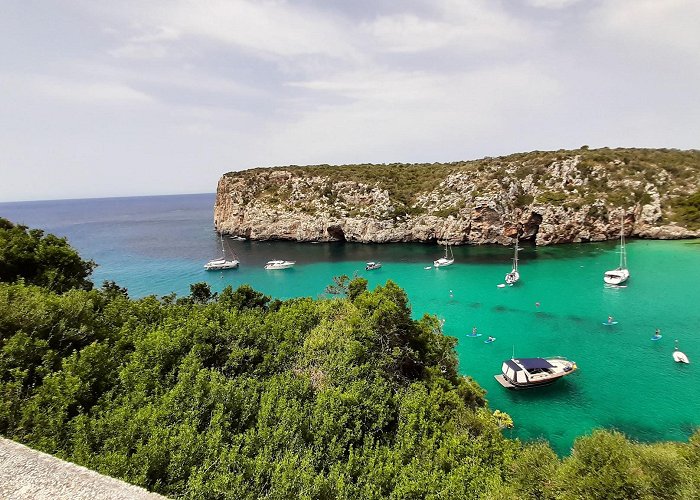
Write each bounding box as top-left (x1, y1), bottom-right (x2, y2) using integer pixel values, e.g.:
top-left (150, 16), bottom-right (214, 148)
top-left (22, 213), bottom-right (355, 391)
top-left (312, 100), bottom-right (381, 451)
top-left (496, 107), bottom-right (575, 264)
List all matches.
top-left (619, 218), bottom-right (627, 269)
top-left (513, 235), bottom-right (519, 271)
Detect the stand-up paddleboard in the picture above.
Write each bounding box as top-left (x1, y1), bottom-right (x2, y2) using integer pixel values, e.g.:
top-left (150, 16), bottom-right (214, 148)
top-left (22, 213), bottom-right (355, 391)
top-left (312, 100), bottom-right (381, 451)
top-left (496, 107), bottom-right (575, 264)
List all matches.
top-left (467, 333), bottom-right (482, 338)
top-left (651, 335), bottom-right (662, 341)
top-left (602, 321), bottom-right (619, 326)
top-left (497, 283), bottom-right (506, 288)
top-left (484, 337), bottom-right (496, 344)
top-left (424, 266), bottom-right (432, 270)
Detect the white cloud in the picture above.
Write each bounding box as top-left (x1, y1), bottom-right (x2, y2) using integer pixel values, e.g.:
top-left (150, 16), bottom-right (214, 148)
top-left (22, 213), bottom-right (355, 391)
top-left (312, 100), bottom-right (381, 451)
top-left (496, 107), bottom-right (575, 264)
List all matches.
top-left (526, 0), bottom-right (583, 9)
top-left (16, 75), bottom-right (153, 104)
top-left (94, 0), bottom-right (361, 61)
top-left (363, 1), bottom-right (534, 54)
top-left (272, 64), bottom-right (562, 164)
top-left (592, 0), bottom-right (700, 55)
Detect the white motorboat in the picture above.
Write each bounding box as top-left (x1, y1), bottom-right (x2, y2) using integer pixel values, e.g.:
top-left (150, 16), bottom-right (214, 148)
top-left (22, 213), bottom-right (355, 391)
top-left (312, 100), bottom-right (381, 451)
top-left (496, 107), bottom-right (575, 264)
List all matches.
top-left (673, 350), bottom-right (690, 363)
top-left (494, 357), bottom-right (577, 390)
top-left (365, 261), bottom-right (382, 270)
top-left (505, 235), bottom-right (520, 285)
top-left (433, 243), bottom-right (454, 267)
top-left (604, 216), bottom-right (629, 285)
top-left (264, 260), bottom-right (295, 270)
top-left (673, 341), bottom-right (690, 363)
top-left (204, 234), bottom-right (239, 271)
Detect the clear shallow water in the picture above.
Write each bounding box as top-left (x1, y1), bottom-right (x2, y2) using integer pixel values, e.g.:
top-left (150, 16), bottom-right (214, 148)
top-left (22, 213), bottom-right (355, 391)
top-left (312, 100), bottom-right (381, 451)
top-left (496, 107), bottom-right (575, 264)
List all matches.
top-left (2, 193), bottom-right (699, 454)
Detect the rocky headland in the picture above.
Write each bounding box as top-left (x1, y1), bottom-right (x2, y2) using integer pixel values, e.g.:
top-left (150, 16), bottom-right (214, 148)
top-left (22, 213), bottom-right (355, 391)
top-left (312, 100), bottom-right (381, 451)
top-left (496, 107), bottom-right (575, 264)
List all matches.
top-left (214, 148), bottom-right (700, 245)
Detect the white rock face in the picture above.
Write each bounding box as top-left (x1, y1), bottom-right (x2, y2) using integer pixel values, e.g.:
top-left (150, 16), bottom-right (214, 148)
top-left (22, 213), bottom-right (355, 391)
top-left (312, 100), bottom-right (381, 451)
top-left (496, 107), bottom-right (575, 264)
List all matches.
top-left (213, 157), bottom-right (700, 245)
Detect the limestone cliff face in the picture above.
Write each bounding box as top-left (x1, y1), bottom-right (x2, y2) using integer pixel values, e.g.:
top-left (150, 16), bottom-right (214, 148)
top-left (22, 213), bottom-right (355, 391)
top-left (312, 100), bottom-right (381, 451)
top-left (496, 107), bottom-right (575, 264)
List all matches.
top-left (214, 149), bottom-right (700, 245)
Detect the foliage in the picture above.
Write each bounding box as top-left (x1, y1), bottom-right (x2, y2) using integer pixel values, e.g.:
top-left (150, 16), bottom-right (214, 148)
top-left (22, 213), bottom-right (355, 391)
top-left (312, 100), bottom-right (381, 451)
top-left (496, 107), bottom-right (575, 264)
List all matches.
top-left (671, 189), bottom-right (700, 229)
top-left (0, 217), bottom-right (95, 292)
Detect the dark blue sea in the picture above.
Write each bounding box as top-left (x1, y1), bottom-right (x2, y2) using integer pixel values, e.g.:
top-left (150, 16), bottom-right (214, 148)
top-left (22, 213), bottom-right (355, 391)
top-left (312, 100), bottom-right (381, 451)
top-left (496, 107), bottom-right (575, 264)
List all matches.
top-left (2, 193), bottom-right (699, 455)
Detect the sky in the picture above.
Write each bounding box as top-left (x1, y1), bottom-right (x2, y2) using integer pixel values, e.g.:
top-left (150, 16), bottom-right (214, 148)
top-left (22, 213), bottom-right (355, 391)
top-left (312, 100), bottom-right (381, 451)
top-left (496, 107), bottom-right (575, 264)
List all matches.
top-left (1, 0), bottom-right (699, 202)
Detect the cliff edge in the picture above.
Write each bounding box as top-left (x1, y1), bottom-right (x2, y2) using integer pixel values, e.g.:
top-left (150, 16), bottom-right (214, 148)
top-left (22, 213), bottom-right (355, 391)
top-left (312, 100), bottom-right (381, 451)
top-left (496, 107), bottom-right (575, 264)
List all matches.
top-left (214, 148), bottom-right (700, 245)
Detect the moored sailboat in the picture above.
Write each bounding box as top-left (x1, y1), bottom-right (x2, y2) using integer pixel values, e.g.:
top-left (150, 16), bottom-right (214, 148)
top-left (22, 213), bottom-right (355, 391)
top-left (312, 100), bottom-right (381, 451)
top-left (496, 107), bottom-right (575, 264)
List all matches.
top-left (505, 235), bottom-right (520, 285)
top-left (604, 216), bottom-right (629, 285)
top-left (204, 234), bottom-right (239, 270)
top-left (433, 242), bottom-right (454, 267)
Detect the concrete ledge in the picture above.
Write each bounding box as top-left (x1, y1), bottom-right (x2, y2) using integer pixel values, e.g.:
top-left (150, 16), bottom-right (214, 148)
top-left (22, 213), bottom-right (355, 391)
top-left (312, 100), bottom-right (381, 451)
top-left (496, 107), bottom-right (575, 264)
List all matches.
top-left (0, 437), bottom-right (167, 500)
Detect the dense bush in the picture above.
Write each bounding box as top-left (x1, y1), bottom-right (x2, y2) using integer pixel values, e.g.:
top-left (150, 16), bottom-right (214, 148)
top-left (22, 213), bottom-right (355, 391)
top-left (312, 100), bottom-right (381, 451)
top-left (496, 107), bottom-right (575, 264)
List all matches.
top-left (0, 217), bottom-right (95, 292)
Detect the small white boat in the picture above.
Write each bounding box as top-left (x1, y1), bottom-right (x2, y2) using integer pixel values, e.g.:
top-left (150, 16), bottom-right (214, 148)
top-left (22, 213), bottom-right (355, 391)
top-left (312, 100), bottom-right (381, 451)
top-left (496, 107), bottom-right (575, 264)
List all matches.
top-left (365, 261), bottom-right (382, 270)
top-left (673, 341), bottom-right (690, 363)
top-left (204, 234), bottom-right (239, 271)
top-left (495, 357), bottom-right (577, 390)
top-left (673, 350), bottom-right (689, 363)
top-left (604, 216), bottom-right (629, 285)
top-left (433, 243), bottom-right (454, 267)
top-left (505, 234), bottom-right (520, 285)
top-left (264, 260), bottom-right (295, 270)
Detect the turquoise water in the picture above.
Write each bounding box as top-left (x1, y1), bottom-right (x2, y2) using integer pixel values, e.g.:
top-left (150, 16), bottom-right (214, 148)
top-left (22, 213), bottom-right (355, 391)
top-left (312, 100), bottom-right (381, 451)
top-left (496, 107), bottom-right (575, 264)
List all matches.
top-left (2, 194), bottom-right (699, 454)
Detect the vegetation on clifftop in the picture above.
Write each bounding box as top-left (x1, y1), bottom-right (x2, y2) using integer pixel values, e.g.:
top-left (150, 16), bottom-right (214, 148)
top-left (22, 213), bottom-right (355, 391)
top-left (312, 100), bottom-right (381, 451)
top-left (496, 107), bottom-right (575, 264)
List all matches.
top-left (223, 147), bottom-right (700, 227)
top-left (1, 221), bottom-right (699, 498)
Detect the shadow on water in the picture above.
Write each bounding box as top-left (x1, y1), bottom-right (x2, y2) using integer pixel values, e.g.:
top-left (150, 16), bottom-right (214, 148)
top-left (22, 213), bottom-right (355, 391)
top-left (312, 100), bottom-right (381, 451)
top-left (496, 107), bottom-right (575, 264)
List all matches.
top-left (503, 378), bottom-right (585, 403)
top-left (492, 304), bottom-right (519, 313)
top-left (535, 311), bottom-right (556, 319)
top-left (469, 302), bottom-right (483, 309)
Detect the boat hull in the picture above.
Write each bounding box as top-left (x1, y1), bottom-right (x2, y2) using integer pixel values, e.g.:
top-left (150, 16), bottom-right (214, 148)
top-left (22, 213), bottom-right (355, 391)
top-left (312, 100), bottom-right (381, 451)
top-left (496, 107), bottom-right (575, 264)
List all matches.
top-left (204, 260), bottom-right (239, 270)
top-left (495, 357), bottom-right (577, 390)
top-left (433, 258), bottom-right (454, 267)
top-left (264, 261), bottom-right (295, 270)
top-left (604, 268), bottom-right (629, 285)
top-left (494, 373), bottom-right (566, 390)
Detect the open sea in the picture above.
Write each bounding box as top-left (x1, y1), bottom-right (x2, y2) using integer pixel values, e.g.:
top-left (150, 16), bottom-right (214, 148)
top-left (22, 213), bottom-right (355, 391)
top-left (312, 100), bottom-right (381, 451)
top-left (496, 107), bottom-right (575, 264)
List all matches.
top-left (2, 193), bottom-right (699, 455)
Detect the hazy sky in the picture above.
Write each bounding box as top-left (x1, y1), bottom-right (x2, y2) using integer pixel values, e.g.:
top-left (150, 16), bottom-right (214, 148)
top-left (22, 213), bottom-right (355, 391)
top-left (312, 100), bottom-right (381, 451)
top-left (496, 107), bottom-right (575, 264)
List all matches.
top-left (1, 0), bottom-right (699, 201)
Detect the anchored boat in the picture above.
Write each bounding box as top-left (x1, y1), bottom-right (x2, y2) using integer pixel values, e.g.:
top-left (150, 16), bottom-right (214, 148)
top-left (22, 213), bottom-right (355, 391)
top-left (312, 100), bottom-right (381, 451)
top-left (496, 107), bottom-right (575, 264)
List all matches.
top-left (495, 357), bottom-right (577, 389)
top-left (204, 234), bottom-right (239, 271)
top-left (604, 216), bottom-right (629, 285)
top-left (433, 243), bottom-right (454, 268)
top-left (264, 260), bottom-right (295, 270)
top-left (505, 234), bottom-right (520, 285)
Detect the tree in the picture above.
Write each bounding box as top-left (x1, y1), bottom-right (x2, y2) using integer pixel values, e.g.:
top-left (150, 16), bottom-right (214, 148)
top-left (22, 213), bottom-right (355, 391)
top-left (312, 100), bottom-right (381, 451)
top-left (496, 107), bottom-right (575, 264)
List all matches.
top-left (189, 282), bottom-right (214, 304)
top-left (0, 218), bottom-right (95, 292)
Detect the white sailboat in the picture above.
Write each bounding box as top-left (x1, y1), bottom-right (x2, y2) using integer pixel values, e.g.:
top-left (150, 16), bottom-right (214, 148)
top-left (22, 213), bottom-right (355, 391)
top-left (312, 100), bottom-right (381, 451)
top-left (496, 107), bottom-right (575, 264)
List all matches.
top-left (204, 234), bottom-right (239, 271)
top-left (505, 235), bottom-right (520, 285)
top-left (604, 216), bottom-right (629, 285)
top-left (433, 242), bottom-right (455, 267)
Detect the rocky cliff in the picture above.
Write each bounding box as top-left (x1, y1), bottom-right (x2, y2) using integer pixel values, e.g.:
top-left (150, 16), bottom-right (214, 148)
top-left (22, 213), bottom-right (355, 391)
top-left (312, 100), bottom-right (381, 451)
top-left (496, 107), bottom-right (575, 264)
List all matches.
top-left (214, 148), bottom-right (700, 245)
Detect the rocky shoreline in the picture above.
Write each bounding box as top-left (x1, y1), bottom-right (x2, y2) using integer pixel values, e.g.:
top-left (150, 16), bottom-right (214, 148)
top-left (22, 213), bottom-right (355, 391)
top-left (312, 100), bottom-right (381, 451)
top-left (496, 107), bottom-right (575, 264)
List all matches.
top-left (213, 150), bottom-right (700, 246)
